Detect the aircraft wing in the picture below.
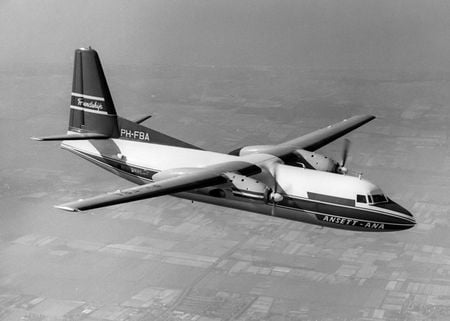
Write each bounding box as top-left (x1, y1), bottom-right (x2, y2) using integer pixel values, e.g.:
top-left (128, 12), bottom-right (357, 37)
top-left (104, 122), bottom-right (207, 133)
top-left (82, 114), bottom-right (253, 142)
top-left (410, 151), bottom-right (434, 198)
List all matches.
top-left (279, 114), bottom-right (375, 151)
top-left (236, 114), bottom-right (375, 159)
top-left (55, 160), bottom-right (261, 212)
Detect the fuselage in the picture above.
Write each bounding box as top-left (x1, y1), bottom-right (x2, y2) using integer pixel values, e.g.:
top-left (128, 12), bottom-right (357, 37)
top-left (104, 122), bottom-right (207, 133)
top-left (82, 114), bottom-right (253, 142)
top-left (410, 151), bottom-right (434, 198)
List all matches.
top-left (61, 137), bottom-right (415, 232)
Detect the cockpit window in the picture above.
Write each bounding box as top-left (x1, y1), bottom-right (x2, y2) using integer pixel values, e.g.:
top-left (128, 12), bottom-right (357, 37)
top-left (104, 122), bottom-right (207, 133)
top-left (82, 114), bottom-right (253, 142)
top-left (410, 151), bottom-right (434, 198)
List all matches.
top-left (356, 194), bottom-right (367, 203)
top-left (370, 194), bottom-right (388, 204)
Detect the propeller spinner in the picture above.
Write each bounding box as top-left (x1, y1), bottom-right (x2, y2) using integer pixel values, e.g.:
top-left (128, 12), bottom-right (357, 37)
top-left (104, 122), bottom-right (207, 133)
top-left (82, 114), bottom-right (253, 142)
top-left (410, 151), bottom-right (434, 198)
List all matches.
top-left (269, 166), bottom-right (283, 216)
top-left (336, 138), bottom-right (351, 175)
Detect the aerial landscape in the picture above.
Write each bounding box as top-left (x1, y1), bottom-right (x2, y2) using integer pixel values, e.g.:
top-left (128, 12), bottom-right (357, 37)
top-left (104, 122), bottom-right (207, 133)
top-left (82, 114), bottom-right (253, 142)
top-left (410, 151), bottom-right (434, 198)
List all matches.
top-left (1, 1), bottom-right (450, 320)
top-left (1, 61), bottom-right (450, 320)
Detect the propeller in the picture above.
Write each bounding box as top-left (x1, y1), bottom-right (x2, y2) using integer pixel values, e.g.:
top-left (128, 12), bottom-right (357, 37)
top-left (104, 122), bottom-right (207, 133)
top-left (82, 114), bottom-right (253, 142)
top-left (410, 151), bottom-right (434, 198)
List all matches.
top-left (269, 165), bottom-right (283, 216)
top-left (337, 138), bottom-right (351, 175)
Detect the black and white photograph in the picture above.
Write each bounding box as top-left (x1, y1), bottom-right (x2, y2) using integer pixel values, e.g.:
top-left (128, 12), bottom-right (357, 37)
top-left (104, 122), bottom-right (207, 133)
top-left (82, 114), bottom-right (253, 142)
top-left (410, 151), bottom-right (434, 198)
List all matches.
top-left (1, 1), bottom-right (449, 320)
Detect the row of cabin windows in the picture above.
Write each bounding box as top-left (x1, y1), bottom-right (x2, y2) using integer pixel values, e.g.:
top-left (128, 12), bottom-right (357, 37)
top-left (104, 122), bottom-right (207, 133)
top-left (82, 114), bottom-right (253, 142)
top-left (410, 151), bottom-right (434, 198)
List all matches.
top-left (357, 194), bottom-right (388, 204)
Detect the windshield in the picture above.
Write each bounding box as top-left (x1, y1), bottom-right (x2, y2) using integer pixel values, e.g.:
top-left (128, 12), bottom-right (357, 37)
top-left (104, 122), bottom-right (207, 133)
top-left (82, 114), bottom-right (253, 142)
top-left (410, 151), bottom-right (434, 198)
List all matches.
top-left (369, 194), bottom-right (388, 204)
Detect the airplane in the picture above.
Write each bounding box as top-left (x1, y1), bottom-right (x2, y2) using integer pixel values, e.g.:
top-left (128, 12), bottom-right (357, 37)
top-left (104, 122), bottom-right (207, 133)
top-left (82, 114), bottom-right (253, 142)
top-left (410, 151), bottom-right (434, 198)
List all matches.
top-left (32, 48), bottom-right (416, 232)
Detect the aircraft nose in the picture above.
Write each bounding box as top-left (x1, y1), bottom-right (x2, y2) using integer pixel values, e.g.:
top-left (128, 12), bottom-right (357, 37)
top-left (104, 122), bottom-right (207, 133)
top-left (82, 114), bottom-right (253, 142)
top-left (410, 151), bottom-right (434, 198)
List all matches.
top-left (402, 210), bottom-right (416, 229)
top-left (390, 201), bottom-right (416, 229)
top-left (374, 200), bottom-right (415, 230)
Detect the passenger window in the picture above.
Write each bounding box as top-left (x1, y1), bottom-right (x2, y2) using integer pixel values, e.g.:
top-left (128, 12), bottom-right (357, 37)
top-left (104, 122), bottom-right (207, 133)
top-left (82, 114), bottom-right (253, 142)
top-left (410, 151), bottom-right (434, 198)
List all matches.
top-left (357, 194), bottom-right (367, 203)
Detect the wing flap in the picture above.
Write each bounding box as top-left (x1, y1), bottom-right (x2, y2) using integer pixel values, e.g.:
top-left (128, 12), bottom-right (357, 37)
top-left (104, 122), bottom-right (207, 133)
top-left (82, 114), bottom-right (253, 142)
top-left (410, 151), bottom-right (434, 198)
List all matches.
top-left (55, 160), bottom-right (258, 212)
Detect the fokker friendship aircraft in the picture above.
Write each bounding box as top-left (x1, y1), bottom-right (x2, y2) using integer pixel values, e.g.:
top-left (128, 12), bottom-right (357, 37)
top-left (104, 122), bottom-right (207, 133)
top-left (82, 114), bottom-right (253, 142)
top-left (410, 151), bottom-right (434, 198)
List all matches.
top-left (33, 48), bottom-right (415, 232)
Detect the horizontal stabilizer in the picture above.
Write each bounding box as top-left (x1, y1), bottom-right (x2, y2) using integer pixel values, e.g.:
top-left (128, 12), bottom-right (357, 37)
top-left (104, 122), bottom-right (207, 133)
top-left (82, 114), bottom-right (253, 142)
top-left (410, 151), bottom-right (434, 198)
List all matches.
top-left (31, 133), bottom-right (110, 141)
top-left (133, 115), bottom-right (152, 124)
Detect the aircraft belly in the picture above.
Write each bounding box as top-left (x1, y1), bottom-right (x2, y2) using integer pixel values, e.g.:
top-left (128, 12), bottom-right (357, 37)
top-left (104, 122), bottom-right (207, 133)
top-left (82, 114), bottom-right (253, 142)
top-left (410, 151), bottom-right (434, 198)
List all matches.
top-left (174, 191), bottom-right (411, 232)
top-left (174, 191), bottom-right (320, 224)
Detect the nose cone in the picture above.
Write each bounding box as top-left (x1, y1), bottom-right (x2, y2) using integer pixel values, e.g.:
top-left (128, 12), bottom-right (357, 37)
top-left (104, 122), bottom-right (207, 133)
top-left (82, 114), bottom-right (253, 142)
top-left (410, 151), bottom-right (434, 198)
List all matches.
top-left (397, 209), bottom-right (416, 230)
top-left (379, 200), bottom-right (416, 230)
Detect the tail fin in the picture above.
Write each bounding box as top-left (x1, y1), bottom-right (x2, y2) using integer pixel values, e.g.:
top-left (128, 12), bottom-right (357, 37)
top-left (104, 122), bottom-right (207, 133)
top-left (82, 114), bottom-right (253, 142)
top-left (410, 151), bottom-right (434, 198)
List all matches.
top-left (69, 48), bottom-right (119, 137)
top-left (33, 47), bottom-right (200, 149)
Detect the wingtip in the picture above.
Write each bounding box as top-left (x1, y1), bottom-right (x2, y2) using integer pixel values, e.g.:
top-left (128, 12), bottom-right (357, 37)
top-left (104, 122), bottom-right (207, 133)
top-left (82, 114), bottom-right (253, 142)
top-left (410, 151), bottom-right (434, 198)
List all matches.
top-left (30, 137), bottom-right (43, 141)
top-left (355, 114), bottom-right (376, 120)
top-left (54, 204), bottom-right (79, 212)
top-left (353, 114), bottom-right (376, 122)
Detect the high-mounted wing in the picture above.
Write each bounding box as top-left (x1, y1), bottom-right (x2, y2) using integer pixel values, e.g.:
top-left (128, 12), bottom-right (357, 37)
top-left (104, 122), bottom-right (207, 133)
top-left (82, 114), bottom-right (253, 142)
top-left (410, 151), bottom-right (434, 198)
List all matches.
top-left (279, 114), bottom-right (375, 152)
top-left (232, 115), bottom-right (375, 160)
top-left (55, 160), bottom-right (263, 212)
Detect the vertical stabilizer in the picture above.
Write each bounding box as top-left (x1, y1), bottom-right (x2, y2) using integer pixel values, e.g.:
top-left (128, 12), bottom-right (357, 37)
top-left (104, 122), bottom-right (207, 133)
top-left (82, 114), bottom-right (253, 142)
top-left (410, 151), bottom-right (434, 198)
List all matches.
top-left (69, 48), bottom-right (119, 137)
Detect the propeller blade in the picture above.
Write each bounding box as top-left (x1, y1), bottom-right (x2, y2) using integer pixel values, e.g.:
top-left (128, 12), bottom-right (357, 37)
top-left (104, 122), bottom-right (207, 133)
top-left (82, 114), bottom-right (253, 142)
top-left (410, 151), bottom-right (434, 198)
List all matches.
top-left (341, 138), bottom-right (351, 167)
top-left (272, 168), bottom-right (277, 216)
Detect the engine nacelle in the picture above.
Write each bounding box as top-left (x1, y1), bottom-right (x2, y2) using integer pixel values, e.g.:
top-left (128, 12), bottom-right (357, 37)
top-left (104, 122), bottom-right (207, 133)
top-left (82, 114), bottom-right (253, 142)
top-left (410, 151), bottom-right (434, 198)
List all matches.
top-left (230, 145), bottom-right (276, 157)
top-left (288, 149), bottom-right (338, 172)
top-left (223, 172), bottom-right (268, 199)
top-left (230, 145), bottom-right (341, 173)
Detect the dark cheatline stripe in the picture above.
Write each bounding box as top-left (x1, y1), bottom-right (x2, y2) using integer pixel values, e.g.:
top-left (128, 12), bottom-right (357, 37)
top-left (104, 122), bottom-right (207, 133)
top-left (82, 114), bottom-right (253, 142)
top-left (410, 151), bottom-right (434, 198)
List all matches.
top-left (314, 214), bottom-right (412, 231)
top-left (307, 192), bottom-right (355, 207)
top-left (280, 195), bottom-right (407, 224)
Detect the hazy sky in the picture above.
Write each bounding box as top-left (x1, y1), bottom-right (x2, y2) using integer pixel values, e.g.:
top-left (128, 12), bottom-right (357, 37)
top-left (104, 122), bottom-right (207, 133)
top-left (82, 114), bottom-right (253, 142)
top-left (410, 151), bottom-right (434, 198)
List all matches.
top-left (1, 0), bottom-right (450, 70)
